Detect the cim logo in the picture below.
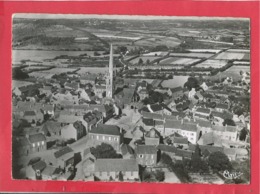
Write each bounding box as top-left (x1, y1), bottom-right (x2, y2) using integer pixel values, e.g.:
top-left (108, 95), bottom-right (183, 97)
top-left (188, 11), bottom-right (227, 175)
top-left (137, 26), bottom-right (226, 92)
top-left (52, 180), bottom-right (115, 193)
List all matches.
top-left (223, 170), bottom-right (243, 179)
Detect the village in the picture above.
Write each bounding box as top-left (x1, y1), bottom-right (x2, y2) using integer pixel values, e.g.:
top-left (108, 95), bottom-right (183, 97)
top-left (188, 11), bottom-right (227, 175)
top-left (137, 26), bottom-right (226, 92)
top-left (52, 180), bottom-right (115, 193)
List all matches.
top-left (12, 16), bottom-right (250, 184)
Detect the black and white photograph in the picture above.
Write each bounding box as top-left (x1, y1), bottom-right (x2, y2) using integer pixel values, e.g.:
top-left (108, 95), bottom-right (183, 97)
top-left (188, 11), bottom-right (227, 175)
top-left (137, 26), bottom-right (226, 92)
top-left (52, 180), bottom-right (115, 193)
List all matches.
top-left (12, 14), bottom-right (250, 184)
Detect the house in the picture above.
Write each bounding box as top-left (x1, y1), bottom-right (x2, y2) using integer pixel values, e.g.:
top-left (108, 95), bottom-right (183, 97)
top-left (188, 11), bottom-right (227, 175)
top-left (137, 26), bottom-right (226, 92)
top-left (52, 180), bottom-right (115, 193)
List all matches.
top-left (12, 87), bottom-right (22, 96)
top-left (194, 108), bottom-right (211, 120)
top-left (120, 144), bottom-right (135, 159)
top-left (63, 104), bottom-right (90, 116)
top-left (215, 103), bottom-right (229, 112)
top-left (163, 119), bottom-right (183, 137)
top-left (93, 159), bottom-right (139, 181)
top-left (114, 88), bottom-right (137, 109)
top-left (41, 165), bottom-right (60, 180)
top-left (89, 124), bottom-right (122, 151)
top-left (23, 110), bottom-right (43, 124)
top-left (94, 85), bottom-right (106, 98)
top-left (83, 111), bottom-right (103, 130)
top-left (212, 125), bottom-right (238, 142)
top-left (136, 81), bottom-right (148, 92)
top-left (27, 133), bottom-right (47, 153)
top-left (64, 82), bottom-right (80, 91)
top-left (138, 89), bottom-right (149, 101)
top-left (61, 121), bottom-right (87, 141)
top-left (135, 145), bottom-right (157, 166)
top-left (41, 121), bottom-right (62, 136)
top-left (146, 104), bottom-right (171, 115)
top-left (26, 160), bottom-right (47, 180)
top-left (169, 86), bottom-right (183, 99)
top-left (200, 82), bottom-right (209, 91)
top-left (89, 104), bottom-right (114, 121)
top-left (223, 148), bottom-right (237, 161)
top-left (39, 86), bottom-right (53, 96)
top-left (144, 128), bottom-right (160, 146)
top-left (157, 144), bottom-right (177, 160)
top-left (50, 146), bottom-right (75, 172)
top-left (172, 136), bottom-right (189, 149)
top-left (131, 126), bottom-right (145, 140)
top-left (80, 74), bottom-right (97, 85)
top-left (197, 119), bottom-right (212, 134)
top-left (180, 122), bottom-right (199, 144)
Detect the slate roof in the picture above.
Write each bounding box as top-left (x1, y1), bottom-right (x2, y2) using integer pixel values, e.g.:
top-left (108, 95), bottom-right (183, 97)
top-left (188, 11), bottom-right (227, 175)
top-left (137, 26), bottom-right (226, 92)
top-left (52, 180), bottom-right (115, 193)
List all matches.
top-left (121, 144), bottom-right (135, 156)
top-left (157, 144), bottom-right (177, 153)
top-left (95, 159), bottom-right (138, 172)
top-left (175, 149), bottom-right (193, 159)
top-left (196, 108), bottom-right (211, 114)
top-left (173, 137), bottom-right (188, 144)
top-left (142, 111), bottom-right (163, 120)
top-left (197, 119), bottom-right (212, 128)
top-left (32, 160), bottom-right (46, 172)
top-left (170, 86), bottom-right (183, 93)
top-left (54, 146), bottom-right (73, 159)
top-left (28, 133), bottom-right (46, 143)
top-left (216, 103), bottom-right (229, 109)
top-left (142, 118), bottom-right (154, 127)
top-left (164, 120), bottom-right (182, 129)
top-left (90, 124), bottom-right (121, 136)
top-left (145, 128), bottom-right (160, 138)
top-left (42, 121), bottom-right (62, 134)
top-left (181, 123), bottom-right (198, 132)
top-left (24, 110), bottom-right (36, 116)
top-left (135, 145), bottom-right (157, 154)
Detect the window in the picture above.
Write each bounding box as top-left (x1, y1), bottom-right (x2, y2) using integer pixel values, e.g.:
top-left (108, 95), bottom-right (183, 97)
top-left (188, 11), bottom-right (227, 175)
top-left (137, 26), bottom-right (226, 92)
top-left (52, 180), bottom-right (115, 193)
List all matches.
top-left (42, 141), bottom-right (44, 145)
top-left (32, 143), bottom-right (35, 147)
top-left (139, 154), bottom-right (143, 158)
top-left (103, 136), bottom-right (105, 140)
top-left (37, 142), bottom-right (40, 146)
top-left (191, 133), bottom-right (194, 136)
top-left (97, 135), bottom-right (99, 140)
top-left (109, 137), bottom-right (111, 141)
top-left (151, 155), bottom-right (153, 159)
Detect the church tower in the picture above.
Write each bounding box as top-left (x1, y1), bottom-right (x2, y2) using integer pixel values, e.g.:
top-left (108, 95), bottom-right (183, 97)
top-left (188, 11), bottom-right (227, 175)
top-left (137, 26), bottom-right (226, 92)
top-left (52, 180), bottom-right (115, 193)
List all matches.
top-left (106, 44), bottom-right (114, 98)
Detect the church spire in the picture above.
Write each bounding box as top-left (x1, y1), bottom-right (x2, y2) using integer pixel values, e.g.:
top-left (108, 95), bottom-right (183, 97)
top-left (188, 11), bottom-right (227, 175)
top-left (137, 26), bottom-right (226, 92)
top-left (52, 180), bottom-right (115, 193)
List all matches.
top-left (106, 44), bottom-right (113, 98)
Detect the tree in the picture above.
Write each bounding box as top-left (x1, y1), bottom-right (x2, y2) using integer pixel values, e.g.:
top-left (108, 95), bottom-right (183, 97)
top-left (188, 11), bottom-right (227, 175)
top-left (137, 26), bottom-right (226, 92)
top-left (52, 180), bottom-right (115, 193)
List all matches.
top-left (160, 153), bottom-right (172, 166)
top-left (208, 151), bottom-right (232, 172)
top-left (239, 128), bottom-right (248, 141)
top-left (90, 143), bottom-right (122, 159)
top-left (184, 76), bottom-right (200, 91)
top-left (119, 171), bottom-right (124, 181)
top-left (223, 118), bottom-right (236, 126)
top-left (12, 67), bottom-right (29, 80)
top-left (138, 58), bottom-right (143, 65)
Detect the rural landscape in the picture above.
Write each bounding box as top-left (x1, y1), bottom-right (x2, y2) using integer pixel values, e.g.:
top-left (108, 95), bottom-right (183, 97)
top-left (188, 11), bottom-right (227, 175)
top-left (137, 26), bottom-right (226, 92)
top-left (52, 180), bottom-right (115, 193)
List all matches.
top-left (12, 14), bottom-right (250, 184)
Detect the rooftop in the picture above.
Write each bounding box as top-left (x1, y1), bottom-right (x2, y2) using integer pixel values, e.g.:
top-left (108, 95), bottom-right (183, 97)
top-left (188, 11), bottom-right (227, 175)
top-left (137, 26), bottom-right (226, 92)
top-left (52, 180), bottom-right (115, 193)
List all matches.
top-left (90, 124), bottom-right (121, 136)
top-left (28, 133), bottom-right (46, 143)
top-left (135, 145), bottom-right (157, 154)
top-left (95, 158), bottom-right (138, 172)
top-left (54, 146), bottom-right (74, 159)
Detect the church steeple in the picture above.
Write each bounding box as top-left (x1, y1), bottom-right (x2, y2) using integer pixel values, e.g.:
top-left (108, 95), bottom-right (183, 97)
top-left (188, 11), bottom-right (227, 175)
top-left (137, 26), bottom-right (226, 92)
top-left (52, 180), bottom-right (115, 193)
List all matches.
top-left (106, 44), bottom-right (114, 98)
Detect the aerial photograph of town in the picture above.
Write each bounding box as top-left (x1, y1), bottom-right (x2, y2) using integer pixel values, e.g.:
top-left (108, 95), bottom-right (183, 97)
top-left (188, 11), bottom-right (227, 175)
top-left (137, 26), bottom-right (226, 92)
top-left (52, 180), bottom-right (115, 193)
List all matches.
top-left (12, 14), bottom-right (250, 184)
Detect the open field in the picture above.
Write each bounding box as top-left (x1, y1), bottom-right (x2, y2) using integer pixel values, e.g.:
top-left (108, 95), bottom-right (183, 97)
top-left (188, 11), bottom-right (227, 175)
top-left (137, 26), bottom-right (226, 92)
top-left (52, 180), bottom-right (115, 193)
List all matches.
top-left (76, 67), bottom-right (108, 75)
top-left (134, 37), bottom-right (181, 47)
top-left (161, 76), bottom-right (189, 88)
top-left (12, 80), bottom-right (34, 89)
top-left (29, 67), bottom-right (78, 78)
top-left (214, 51), bottom-right (249, 60)
top-left (159, 57), bottom-right (201, 66)
top-left (13, 50), bottom-right (94, 64)
top-left (143, 52), bottom-right (169, 57)
top-left (187, 49), bottom-right (221, 53)
top-left (169, 52), bottom-right (214, 58)
top-left (129, 56), bottom-right (162, 64)
top-left (194, 59), bottom-right (228, 68)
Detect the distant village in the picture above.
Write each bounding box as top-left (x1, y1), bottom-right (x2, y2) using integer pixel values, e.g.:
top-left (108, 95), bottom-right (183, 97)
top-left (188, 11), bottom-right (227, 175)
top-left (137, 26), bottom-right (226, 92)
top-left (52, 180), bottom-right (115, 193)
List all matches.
top-left (12, 45), bottom-right (250, 183)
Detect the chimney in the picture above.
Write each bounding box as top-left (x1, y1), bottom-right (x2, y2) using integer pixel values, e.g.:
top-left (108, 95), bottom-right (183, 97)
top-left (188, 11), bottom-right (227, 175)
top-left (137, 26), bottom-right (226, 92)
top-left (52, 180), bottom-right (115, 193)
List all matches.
top-left (147, 104), bottom-right (153, 113)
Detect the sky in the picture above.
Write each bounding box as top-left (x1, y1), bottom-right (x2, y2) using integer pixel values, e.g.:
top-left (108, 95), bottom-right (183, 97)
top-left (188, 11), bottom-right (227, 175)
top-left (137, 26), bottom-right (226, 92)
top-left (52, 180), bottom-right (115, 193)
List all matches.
top-left (13, 13), bottom-right (249, 21)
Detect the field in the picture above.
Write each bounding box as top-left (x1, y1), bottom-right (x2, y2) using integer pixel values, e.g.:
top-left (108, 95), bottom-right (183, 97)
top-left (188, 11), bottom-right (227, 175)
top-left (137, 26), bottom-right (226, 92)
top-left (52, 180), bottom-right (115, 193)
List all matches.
top-left (143, 52), bottom-right (169, 57)
top-left (187, 49), bottom-right (221, 53)
top-left (29, 68), bottom-right (78, 78)
top-left (194, 59), bottom-right (228, 68)
top-left (76, 67), bottom-right (109, 75)
top-left (12, 50), bottom-right (94, 64)
top-left (134, 36), bottom-right (181, 47)
top-left (129, 56), bottom-right (162, 64)
top-left (159, 57), bottom-right (201, 66)
top-left (161, 76), bottom-right (189, 88)
top-left (213, 51), bottom-right (250, 60)
top-left (169, 52), bottom-right (214, 58)
top-left (12, 80), bottom-right (34, 89)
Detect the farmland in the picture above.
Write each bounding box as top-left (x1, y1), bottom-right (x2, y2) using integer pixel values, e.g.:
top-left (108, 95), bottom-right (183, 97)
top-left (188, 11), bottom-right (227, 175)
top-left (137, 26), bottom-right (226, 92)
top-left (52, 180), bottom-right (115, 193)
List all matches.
top-left (129, 56), bottom-right (162, 64)
top-left (194, 59), bottom-right (228, 68)
top-left (213, 51), bottom-right (250, 60)
top-left (169, 52), bottom-right (214, 58)
top-left (159, 57), bottom-right (202, 66)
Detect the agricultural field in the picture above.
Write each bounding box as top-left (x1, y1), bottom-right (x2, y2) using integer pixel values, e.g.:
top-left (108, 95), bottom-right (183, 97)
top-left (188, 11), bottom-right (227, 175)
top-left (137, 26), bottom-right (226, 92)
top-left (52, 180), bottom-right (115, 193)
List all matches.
top-left (129, 56), bottom-right (162, 64)
top-left (187, 49), bottom-right (222, 53)
top-left (76, 67), bottom-right (108, 75)
top-left (169, 52), bottom-right (214, 58)
top-left (213, 51), bottom-right (250, 60)
top-left (134, 36), bottom-right (181, 47)
top-left (212, 65), bottom-right (250, 81)
top-left (143, 51), bottom-right (169, 57)
top-left (12, 80), bottom-right (34, 89)
top-left (194, 59), bottom-right (228, 68)
top-left (159, 57), bottom-right (202, 66)
top-left (29, 67), bottom-right (78, 77)
top-left (233, 61), bottom-right (250, 65)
